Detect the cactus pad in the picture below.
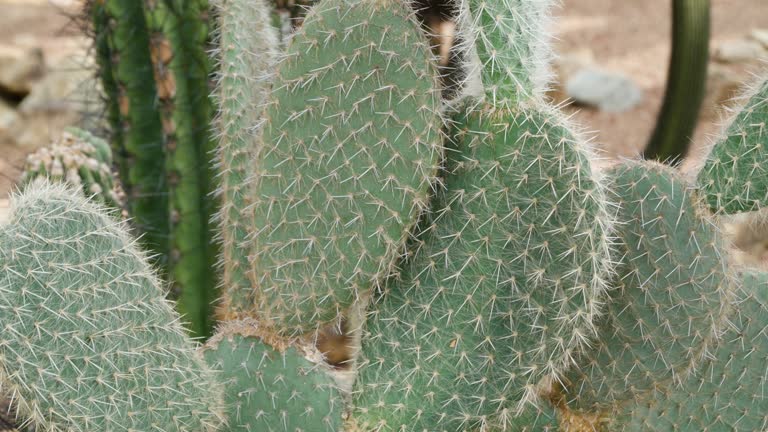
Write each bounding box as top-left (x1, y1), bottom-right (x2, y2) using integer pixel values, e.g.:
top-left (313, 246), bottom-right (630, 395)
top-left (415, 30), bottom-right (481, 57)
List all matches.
top-left (565, 161), bottom-right (732, 410)
top-left (698, 76), bottom-right (768, 214)
top-left (249, 0), bottom-right (443, 335)
top-left (614, 270), bottom-right (768, 431)
top-left (352, 104), bottom-right (610, 430)
top-left (202, 319), bottom-right (343, 431)
top-left (0, 182), bottom-right (222, 431)
top-left (212, 0), bottom-right (279, 319)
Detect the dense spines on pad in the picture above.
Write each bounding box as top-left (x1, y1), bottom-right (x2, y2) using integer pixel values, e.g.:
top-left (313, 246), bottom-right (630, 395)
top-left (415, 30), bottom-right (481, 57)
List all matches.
top-left (352, 104), bottom-right (610, 430)
top-left (203, 319), bottom-right (343, 431)
top-left (698, 76), bottom-right (768, 214)
top-left (211, 0), bottom-right (279, 319)
top-left (22, 127), bottom-right (120, 208)
top-left (249, 0), bottom-right (443, 335)
top-left (614, 271), bottom-right (768, 431)
top-left (565, 161), bottom-right (731, 410)
top-left (460, 0), bottom-right (554, 105)
top-left (0, 182), bottom-right (223, 432)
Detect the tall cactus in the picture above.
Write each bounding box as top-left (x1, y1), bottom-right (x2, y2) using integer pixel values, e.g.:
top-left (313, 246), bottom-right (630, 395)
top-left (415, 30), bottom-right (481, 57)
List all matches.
top-left (90, 0), bottom-right (219, 338)
top-left (91, 0), bottom-right (169, 264)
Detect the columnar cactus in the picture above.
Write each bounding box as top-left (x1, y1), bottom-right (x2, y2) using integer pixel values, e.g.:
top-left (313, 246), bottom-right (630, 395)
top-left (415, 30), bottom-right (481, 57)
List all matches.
top-left (2, 0), bottom-right (767, 431)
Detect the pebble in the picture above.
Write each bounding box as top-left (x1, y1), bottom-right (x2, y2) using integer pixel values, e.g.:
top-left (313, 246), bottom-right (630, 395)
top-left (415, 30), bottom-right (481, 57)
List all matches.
top-left (565, 67), bottom-right (643, 112)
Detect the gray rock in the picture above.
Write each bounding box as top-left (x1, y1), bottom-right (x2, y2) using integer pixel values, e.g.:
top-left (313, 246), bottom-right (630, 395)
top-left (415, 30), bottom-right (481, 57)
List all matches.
top-left (565, 67), bottom-right (643, 112)
top-left (715, 39), bottom-right (767, 63)
top-left (0, 44), bottom-right (44, 95)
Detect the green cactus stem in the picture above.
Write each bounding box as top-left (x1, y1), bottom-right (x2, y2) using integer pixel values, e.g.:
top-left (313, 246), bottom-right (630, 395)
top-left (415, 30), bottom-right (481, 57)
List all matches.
top-left (93, 0), bottom-right (169, 265)
top-left (644, 0), bottom-right (710, 163)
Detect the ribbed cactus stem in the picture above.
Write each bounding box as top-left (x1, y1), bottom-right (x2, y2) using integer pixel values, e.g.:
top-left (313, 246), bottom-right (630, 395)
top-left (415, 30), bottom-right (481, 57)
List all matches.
top-left (212, 0), bottom-right (278, 319)
top-left (461, 0), bottom-right (554, 106)
top-left (203, 319), bottom-right (343, 431)
top-left (143, 0), bottom-right (219, 338)
top-left (96, 0), bottom-right (168, 264)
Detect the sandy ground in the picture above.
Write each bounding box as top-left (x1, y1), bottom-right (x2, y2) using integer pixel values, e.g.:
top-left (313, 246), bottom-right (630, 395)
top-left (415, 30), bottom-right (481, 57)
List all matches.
top-left (552, 0), bottom-right (768, 162)
top-left (0, 0), bottom-right (766, 201)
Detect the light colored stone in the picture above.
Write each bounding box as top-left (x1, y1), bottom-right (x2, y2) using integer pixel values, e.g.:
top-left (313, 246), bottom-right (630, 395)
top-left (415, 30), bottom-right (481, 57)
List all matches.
top-left (0, 99), bottom-right (19, 133)
top-left (0, 44), bottom-right (44, 95)
top-left (19, 54), bottom-right (100, 115)
top-left (750, 28), bottom-right (768, 48)
top-left (565, 66), bottom-right (643, 112)
top-left (714, 39), bottom-right (767, 63)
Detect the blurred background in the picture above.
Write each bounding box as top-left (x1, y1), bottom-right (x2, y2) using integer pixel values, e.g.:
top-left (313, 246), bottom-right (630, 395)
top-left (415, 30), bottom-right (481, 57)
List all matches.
top-left (0, 0), bottom-right (766, 200)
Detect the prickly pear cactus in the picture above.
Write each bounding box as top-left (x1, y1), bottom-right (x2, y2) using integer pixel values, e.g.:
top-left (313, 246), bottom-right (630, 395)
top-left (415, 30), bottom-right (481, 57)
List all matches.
top-left (698, 76), bottom-right (768, 214)
top-left (564, 161), bottom-right (733, 410)
top-left (248, 0), bottom-right (443, 335)
top-left (21, 127), bottom-right (120, 208)
top-left (613, 270), bottom-right (768, 431)
top-left (0, 181), bottom-right (223, 432)
top-left (212, 0), bottom-right (279, 319)
top-left (203, 319), bottom-right (343, 431)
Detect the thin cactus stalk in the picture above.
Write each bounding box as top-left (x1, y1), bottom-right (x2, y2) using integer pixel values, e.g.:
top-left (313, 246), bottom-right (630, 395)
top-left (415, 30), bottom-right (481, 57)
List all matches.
top-left (644, 0), bottom-right (710, 163)
top-left (143, 0), bottom-right (220, 339)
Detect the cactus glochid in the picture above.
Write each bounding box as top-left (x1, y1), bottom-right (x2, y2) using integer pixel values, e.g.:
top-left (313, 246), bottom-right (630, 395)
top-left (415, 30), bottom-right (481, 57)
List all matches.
top-left (1, 0), bottom-right (767, 431)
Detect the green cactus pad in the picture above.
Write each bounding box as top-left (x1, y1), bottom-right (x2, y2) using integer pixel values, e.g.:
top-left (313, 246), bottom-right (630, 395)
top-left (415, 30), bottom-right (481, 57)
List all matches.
top-left (21, 128), bottom-right (120, 208)
top-left (249, 0), bottom-right (443, 335)
top-left (0, 181), bottom-right (222, 431)
top-left (352, 104), bottom-right (610, 430)
top-left (564, 161), bottom-right (732, 410)
top-left (698, 76), bottom-right (768, 214)
top-left (212, 0), bottom-right (279, 319)
top-left (614, 270), bottom-right (768, 431)
top-left (463, 0), bottom-right (553, 105)
top-left (202, 319), bottom-right (343, 431)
